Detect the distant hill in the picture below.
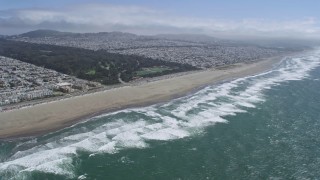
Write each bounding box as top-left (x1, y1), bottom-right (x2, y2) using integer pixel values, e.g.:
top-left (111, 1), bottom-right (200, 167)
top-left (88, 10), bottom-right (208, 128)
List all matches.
top-left (13, 29), bottom-right (139, 40)
top-left (14, 30), bottom-right (222, 43)
top-left (16, 29), bottom-right (75, 38)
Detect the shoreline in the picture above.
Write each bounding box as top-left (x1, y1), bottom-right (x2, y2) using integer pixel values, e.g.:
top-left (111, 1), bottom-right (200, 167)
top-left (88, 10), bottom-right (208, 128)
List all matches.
top-left (0, 69), bottom-right (202, 113)
top-left (0, 54), bottom-right (291, 140)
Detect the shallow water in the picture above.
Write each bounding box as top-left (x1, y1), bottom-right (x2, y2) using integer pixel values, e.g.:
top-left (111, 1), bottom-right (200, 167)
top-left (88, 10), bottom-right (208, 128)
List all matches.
top-left (1, 49), bottom-right (320, 179)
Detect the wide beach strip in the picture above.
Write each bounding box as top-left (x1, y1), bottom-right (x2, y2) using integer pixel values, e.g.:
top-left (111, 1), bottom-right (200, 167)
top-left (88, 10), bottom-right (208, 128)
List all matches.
top-left (0, 56), bottom-right (283, 139)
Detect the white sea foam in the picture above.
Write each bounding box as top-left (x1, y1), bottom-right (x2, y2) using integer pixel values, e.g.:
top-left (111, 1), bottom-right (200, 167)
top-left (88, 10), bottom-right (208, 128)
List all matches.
top-left (1, 50), bottom-right (320, 178)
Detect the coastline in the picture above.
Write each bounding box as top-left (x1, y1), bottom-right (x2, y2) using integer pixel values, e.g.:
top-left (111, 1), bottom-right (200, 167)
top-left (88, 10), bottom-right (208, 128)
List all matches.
top-left (0, 55), bottom-right (288, 139)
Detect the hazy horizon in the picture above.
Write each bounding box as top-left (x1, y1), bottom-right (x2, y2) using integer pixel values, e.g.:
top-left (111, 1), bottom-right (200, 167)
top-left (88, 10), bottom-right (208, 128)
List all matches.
top-left (1, 0), bottom-right (320, 40)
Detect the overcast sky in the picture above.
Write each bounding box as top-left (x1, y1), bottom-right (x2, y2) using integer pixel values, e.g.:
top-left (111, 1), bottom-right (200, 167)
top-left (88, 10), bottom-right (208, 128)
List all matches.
top-left (0, 0), bottom-right (320, 39)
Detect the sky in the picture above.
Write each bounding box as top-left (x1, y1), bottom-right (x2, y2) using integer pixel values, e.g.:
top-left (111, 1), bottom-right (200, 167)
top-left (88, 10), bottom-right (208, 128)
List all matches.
top-left (0, 0), bottom-right (320, 39)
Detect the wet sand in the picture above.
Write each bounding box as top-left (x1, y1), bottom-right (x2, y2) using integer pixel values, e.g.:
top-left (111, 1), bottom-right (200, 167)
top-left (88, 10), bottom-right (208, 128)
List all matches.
top-left (0, 56), bottom-right (284, 139)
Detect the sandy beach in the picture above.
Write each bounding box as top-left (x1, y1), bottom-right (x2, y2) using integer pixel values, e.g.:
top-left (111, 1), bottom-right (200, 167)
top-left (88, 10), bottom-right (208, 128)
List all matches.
top-left (0, 56), bottom-right (284, 139)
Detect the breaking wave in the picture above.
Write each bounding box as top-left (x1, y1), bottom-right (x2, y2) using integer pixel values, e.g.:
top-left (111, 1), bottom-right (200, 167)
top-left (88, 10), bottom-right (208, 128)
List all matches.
top-left (1, 50), bottom-right (320, 179)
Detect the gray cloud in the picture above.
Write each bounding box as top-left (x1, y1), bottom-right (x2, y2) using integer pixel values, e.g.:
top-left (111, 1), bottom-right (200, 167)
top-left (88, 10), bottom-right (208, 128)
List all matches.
top-left (0, 3), bottom-right (320, 39)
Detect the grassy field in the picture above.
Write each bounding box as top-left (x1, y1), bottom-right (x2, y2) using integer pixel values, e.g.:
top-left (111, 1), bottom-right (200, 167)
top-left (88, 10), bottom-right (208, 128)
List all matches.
top-left (136, 66), bottom-right (172, 76)
top-left (86, 69), bottom-right (96, 75)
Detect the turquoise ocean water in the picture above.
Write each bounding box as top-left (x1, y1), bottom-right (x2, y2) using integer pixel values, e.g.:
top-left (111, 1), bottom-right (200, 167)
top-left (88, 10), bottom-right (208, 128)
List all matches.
top-left (0, 49), bottom-right (320, 179)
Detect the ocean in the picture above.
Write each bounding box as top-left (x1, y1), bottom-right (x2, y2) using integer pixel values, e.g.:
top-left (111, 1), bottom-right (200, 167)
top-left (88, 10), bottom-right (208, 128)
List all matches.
top-left (0, 49), bottom-right (320, 180)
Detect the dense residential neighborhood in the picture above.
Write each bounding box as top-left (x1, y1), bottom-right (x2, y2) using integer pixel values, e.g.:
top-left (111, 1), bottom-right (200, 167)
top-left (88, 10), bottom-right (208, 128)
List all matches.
top-left (0, 56), bottom-right (101, 110)
top-left (112, 45), bottom-right (280, 68)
